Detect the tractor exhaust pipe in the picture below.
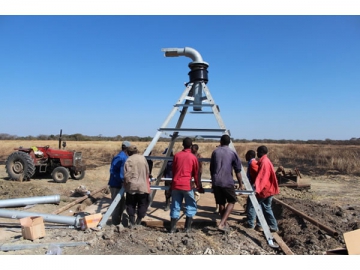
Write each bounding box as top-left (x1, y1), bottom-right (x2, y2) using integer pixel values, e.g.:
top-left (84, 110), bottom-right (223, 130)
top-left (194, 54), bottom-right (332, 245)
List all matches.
top-left (0, 195), bottom-right (60, 208)
top-left (162, 47), bottom-right (209, 111)
top-left (58, 129), bottom-right (62, 149)
top-left (0, 209), bottom-right (81, 227)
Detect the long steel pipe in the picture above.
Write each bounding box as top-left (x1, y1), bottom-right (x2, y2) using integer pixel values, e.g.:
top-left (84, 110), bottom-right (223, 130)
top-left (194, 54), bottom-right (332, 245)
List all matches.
top-left (0, 195), bottom-right (60, 208)
top-left (0, 209), bottom-right (81, 227)
top-left (0, 241), bottom-right (88, 252)
top-left (273, 198), bottom-right (339, 237)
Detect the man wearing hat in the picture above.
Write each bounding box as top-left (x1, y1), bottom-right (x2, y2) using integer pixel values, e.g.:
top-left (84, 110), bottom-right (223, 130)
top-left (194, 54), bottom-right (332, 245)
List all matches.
top-left (108, 141), bottom-right (131, 225)
top-left (124, 145), bottom-right (151, 227)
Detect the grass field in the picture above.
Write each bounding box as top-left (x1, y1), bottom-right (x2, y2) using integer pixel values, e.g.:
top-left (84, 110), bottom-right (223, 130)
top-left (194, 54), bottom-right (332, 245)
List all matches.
top-left (1, 140), bottom-right (360, 176)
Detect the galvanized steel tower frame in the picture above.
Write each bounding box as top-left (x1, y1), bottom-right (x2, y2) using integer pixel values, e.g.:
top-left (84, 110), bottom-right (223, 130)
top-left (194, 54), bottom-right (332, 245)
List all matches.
top-left (100, 47), bottom-right (279, 248)
top-left (144, 47), bottom-right (278, 248)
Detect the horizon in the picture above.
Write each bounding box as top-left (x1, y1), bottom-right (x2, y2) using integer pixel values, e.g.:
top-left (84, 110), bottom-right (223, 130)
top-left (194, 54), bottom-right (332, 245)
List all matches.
top-left (1, 132), bottom-right (359, 142)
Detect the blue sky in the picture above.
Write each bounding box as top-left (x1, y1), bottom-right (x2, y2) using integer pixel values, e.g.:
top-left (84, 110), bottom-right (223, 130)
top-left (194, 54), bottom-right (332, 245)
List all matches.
top-left (1, 4), bottom-right (360, 140)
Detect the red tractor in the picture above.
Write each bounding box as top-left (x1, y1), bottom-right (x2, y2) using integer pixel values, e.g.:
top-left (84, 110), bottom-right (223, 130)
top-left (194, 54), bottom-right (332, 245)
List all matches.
top-left (5, 130), bottom-right (86, 183)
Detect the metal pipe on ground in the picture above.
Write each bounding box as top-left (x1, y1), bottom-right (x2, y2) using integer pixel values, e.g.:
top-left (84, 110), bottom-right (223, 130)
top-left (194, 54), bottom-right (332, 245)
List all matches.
top-left (0, 209), bottom-right (81, 228)
top-left (273, 198), bottom-right (339, 237)
top-left (0, 242), bottom-right (88, 252)
top-left (0, 195), bottom-right (60, 208)
top-left (278, 183), bottom-right (311, 189)
top-left (272, 232), bottom-right (295, 255)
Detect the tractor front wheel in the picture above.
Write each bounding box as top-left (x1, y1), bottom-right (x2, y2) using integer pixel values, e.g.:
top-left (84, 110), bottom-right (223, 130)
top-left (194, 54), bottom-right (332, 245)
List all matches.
top-left (5, 151), bottom-right (36, 181)
top-left (52, 167), bottom-right (69, 183)
top-left (70, 170), bottom-right (85, 180)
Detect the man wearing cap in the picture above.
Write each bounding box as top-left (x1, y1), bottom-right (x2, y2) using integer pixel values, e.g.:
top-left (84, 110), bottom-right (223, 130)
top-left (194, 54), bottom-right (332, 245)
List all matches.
top-left (124, 145), bottom-right (150, 227)
top-left (108, 141), bottom-right (131, 225)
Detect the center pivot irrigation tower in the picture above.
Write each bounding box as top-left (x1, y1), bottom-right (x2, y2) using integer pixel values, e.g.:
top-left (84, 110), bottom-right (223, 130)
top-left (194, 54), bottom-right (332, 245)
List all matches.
top-left (100, 47), bottom-right (278, 248)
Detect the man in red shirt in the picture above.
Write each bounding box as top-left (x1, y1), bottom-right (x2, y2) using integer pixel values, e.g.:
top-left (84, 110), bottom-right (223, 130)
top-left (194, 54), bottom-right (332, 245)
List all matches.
top-left (244, 150), bottom-right (259, 217)
top-left (246, 150), bottom-right (259, 186)
top-left (169, 137), bottom-right (204, 233)
top-left (247, 145), bottom-right (279, 232)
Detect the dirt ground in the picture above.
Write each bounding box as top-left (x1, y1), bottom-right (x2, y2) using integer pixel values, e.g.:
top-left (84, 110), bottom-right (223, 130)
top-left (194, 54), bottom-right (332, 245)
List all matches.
top-left (1, 163), bottom-right (360, 256)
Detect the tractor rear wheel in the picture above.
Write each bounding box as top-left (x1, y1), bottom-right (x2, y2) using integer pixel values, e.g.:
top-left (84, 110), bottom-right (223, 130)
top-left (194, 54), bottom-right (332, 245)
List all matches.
top-left (52, 167), bottom-right (69, 183)
top-left (5, 151), bottom-right (36, 181)
top-left (70, 170), bottom-right (85, 180)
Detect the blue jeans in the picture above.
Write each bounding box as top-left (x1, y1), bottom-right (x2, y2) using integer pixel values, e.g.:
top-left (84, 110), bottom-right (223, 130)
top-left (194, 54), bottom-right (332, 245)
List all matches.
top-left (247, 195), bottom-right (278, 230)
top-left (170, 189), bottom-right (197, 219)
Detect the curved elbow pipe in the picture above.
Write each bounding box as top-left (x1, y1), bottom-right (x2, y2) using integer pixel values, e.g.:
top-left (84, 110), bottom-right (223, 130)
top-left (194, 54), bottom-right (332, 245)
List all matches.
top-left (162, 47), bottom-right (209, 67)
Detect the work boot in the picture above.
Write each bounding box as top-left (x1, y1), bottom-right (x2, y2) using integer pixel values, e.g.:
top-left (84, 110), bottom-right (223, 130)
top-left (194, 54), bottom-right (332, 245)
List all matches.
top-left (169, 218), bottom-right (178, 233)
top-left (129, 215), bottom-right (135, 228)
top-left (184, 216), bottom-right (193, 233)
top-left (164, 198), bottom-right (170, 211)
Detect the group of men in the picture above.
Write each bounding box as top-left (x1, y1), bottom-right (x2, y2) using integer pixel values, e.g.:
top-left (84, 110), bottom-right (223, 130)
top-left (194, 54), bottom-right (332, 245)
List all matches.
top-left (107, 134), bottom-right (279, 233)
top-left (108, 141), bottom-right (150, 227)
top-left (244, 147), bottom-right (279, 232)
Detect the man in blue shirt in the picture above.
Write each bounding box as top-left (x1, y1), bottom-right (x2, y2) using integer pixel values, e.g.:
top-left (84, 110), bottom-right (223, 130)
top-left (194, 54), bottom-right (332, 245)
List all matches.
top-left (108, 141), bottom-right (131, 225)
top-left (210, 134), bottom-right (243, 232)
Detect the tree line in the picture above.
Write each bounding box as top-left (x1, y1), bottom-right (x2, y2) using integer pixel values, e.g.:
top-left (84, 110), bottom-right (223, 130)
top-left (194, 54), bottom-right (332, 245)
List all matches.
top-left (1, 133), bottom-right (360, 145)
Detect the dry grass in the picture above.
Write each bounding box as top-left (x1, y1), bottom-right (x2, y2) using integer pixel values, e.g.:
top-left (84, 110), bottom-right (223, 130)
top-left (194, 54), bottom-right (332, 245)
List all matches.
top-left (1, 140), bottom-right (360, 176)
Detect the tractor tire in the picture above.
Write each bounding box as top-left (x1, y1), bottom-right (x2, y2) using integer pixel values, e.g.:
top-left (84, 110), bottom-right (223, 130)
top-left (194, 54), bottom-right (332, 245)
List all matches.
top-left (5, 151), bottom-right (36, 181)
top-left (70, 170), bottom-right (85, 180)
top-left (52, 167), bottom-right (69, 183)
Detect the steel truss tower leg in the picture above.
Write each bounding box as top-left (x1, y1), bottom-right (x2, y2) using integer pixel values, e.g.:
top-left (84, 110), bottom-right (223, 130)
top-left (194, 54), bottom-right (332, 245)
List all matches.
top-left (97, 187), bottom-right (125, 229)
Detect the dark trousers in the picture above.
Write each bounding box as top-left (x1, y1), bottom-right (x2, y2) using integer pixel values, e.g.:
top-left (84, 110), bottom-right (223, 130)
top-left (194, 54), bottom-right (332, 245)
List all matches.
top-left (126, 193), bottom-right (150, 219)
top-left (165, 181), bottom-right (172, 199)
